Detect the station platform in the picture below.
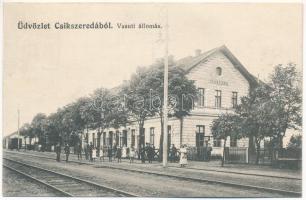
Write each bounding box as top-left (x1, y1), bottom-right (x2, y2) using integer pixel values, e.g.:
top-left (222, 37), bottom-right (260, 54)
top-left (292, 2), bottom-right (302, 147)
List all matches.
top-left (5, 149), bottom-right (301, 180)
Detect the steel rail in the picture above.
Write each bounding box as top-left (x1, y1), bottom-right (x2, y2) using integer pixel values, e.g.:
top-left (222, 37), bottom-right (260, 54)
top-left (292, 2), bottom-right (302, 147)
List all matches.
top-left (3, 164), bottom-right (73, 197)
top-left (3, 157), bottom-right (139, 197)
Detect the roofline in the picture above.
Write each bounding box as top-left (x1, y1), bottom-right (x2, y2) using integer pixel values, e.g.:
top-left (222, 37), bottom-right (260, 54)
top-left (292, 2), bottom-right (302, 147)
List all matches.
top-left (183, 45), bottom-right (259, 89)
top-left (219, 45), bottom-right (259, 89)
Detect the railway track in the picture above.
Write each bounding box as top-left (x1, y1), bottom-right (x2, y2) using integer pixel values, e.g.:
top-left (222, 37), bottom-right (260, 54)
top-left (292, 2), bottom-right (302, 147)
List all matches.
top-left (4, 151), bottom-right (302, 197)
top-left (3, 157), bottom-right (138, 197)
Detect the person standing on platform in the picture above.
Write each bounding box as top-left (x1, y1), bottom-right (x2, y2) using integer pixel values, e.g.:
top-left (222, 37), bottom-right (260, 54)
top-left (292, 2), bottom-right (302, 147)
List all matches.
top-left (77, 143), bottom-right (82, 160)
top-left (122, 145), bottom-right (127, 158)
top-left (129, 146), bottom-right (135, 163)
top-left (89, 142), bottom-right (94, 162)
top-left (140, 145), bottom-right (146, 163)
top-left (147, 144), bottom-right (154, 163)
top-left (92, 147), bottom-right (97, 162)
top-left (55, 143), bottom-right (61, 162)
top-left (207, 143), bottom-right (212, 161)
top-left (99, 147), bottom-right (104, 161)
top-left (108, 146), bottom-right (112, 162)
top-left (64, 143), bottom-right (70, 162)
top-left (116, 147), bottom-right (122, 163)
top-left (179, 144), bottom-right (188, 167)
top-left (170, 144), bottom-right (177, 163)
top-left (84, 142), bottom-right (89, 160)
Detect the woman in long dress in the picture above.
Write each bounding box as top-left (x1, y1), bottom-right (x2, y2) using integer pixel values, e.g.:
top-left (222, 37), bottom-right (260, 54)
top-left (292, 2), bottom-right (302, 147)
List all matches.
top-left (179, 145), bottom-right (188, 167)
top-left (129, 147), bottom-right (135, 163)
top-left (122, 145), bottom-right (127, 158)
top-left (92, 147), bottom-right (97, 162)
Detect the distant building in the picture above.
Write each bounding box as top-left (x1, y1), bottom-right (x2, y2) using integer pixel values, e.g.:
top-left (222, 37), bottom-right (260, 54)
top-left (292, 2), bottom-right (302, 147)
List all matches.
top-left (84, 45), bottom-right (259, 156)
top-left (3, 132), bottom-right (24, 149)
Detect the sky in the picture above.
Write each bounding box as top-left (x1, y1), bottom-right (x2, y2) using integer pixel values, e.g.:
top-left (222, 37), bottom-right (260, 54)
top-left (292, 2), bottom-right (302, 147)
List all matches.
top-left (3, 3), bottom-right (302, 137)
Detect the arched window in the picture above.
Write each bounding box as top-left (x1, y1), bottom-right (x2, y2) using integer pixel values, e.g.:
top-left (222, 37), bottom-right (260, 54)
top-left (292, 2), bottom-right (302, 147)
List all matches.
top-left (216, 67), bottom-right (222, 76)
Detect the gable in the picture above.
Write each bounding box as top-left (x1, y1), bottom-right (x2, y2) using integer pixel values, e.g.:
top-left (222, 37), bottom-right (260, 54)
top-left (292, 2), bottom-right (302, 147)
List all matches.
top-left (177, 45), bottom-right (258, 89)
top-left (185, 50), bottom-right (251, 108)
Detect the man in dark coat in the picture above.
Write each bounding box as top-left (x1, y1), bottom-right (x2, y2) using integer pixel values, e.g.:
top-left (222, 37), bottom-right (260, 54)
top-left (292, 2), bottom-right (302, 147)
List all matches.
top-left (55, 143), bottom-right (61, 162)
top-left (89, 142), bottom-right (94, 162)
top-left (170, 144), bottom-right (177, 163)
top-left (64, 144), bottom-right (70, 162)
top-left (108, 146), bottom-right (113, 162)
top-left (84, 142), bottom-right (89, 160)
top-left (77, 143), bottom-right (82, 160)
top-left (207, 144), bottom-right (213, 161)
top-left (140, 144), bottom-right (146, 163)
top-left (116, 147), bottom-right (122, 163)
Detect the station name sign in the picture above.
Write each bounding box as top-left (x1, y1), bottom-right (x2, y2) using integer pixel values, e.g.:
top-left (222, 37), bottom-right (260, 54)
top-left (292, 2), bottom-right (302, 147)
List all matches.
top-left (209, 80), bottom-right (229, 86)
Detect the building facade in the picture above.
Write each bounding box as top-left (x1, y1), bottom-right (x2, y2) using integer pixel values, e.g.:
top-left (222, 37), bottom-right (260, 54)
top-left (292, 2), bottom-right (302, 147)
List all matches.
top-left (84, 45), bottom-right (258, 156)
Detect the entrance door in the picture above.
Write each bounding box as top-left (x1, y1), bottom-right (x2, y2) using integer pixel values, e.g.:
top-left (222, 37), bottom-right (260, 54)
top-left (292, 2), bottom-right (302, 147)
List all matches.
top-left (196, 125), bottom-right (205, 160)
top-left (196, 125), bottom-right (205, 147)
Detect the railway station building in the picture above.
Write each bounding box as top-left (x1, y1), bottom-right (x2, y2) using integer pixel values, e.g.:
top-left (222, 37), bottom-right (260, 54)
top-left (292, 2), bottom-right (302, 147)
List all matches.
top-left (85, 45), bottom-right (259, 157)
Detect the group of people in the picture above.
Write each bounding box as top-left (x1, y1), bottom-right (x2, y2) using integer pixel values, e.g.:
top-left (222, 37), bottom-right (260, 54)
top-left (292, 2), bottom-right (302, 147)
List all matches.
top-left (54, 142), bottom-right (190, 167)
top-left (139, 143), bottom-right (155, 163)
top-left (55, 143), bottom-right (71, 162)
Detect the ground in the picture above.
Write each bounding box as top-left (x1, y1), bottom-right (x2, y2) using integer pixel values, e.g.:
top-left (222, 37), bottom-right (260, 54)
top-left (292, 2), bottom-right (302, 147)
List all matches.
top-left (2, 149), bottom-right (302, 197)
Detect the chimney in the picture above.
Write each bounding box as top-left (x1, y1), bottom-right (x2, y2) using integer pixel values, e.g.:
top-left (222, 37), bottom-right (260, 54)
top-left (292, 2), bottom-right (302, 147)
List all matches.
top-left (195, 49), bottom-right (201, 57)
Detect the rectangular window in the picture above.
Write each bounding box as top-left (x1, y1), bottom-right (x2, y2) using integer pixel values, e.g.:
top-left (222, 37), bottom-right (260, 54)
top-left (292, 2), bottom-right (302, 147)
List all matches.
top-left (213, 138), bottom-right (222, 147)
top-left (232, 92), bottom-right (238, 108)
top-left (109, 132), bottom-right (113, 147)
top-left (215, 90), bottom-right (222, 108)
top-left (131, 129), bottom-right (135, 147)
top-left (196, 125), bottom-right (205, 147)
top-left (122, 130), bottom-right (127, 147)
top-left (150, 127), bottom-right (155, 146)
top-left (230, 137), bottom-right (237, 147)
top-left (198, 88), bottom-right (205, 107)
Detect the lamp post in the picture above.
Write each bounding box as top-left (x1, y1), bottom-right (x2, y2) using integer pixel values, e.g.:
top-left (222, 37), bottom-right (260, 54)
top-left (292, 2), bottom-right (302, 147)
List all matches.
top-left (162, 8), bottom-right (169, 168)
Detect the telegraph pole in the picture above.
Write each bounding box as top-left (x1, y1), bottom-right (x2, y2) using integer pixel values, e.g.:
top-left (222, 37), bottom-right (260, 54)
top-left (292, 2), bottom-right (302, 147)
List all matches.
top-left (162, 8), bottom-right (169, 168)
top-left (17, 109), bottom-right (20, 151)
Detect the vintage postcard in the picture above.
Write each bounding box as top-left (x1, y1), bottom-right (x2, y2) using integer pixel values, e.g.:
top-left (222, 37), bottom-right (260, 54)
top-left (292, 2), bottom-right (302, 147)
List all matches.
top-left (2, 2), bottom-right (303, 198)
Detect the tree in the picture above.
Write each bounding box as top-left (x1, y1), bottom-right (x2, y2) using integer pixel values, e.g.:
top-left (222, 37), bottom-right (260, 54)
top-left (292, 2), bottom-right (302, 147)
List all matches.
top-left (287, 134), bottom-right (302, 149)
top-left (236, 84), bottom-right (276, 164)
top-left (31, 113), bottom-right (47, 148)
top-left (269, 63), bottom-right (302, 148)
top-left (211, 113), bottom-right (242, 167)
top-left (47, 109), bottom-right (67, 146)
top-left (123, 67), bottom-right (156, 153)
top-left (87, 88), bottom-right (112, 148)
top-left (145, 60), bottom-right (198, 160)
top-left (19, 123), bottom-right (33, 150)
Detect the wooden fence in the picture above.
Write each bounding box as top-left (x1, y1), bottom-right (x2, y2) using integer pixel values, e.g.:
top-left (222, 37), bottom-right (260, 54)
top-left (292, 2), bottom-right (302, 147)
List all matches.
top-left (224, 147), bottom-right (248, 164)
